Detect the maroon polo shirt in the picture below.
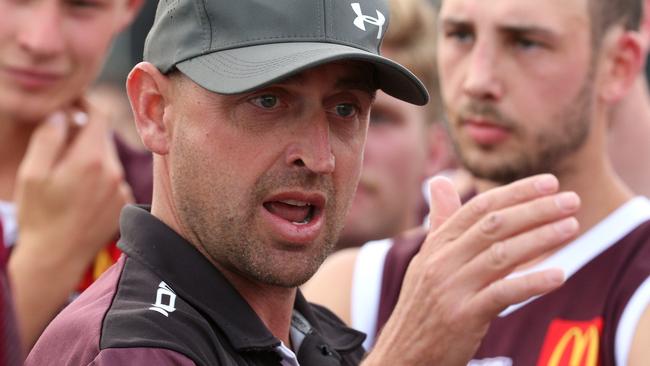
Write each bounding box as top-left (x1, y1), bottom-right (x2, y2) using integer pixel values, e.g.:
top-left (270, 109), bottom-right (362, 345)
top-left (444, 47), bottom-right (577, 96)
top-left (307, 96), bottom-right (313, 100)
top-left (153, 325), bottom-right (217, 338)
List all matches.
top-left (0, 219), bottom-right (21, 365)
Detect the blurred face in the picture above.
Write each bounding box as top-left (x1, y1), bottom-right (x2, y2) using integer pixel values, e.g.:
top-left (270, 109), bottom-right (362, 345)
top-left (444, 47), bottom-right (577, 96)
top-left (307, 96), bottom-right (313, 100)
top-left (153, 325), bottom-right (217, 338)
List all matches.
top-left (438, 0), bottom-right (595, 183)
top-left (167, 63), bottom-right (375, 287)
top-left (0, 0), bottom-right (135, 122)
top-left (338, 91), bottom-right (432, 248)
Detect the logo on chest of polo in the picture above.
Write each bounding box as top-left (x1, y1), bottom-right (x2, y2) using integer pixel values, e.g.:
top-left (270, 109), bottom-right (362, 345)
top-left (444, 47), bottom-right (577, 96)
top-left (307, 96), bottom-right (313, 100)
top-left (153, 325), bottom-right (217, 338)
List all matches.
top-left (149, 281), bottom-right (177, 317)
top-left (537, 317), bottom-right (603, 366)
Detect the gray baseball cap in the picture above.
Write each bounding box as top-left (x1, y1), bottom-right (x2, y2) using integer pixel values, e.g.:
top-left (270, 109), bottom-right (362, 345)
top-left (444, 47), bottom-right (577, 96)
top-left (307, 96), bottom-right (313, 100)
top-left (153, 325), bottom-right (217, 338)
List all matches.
top-left (144, 0), bottom-right (429, 105)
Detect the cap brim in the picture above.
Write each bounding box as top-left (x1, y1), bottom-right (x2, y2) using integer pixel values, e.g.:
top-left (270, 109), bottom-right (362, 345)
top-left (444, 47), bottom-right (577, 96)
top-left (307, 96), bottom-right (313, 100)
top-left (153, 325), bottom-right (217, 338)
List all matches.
top-left (175, 42), bottom-right (429, 106)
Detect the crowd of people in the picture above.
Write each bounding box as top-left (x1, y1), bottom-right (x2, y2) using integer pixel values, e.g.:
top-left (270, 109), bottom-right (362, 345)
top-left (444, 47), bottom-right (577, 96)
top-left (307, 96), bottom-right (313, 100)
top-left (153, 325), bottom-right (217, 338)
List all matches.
top-left (1, 0), bottom-right (649, 364)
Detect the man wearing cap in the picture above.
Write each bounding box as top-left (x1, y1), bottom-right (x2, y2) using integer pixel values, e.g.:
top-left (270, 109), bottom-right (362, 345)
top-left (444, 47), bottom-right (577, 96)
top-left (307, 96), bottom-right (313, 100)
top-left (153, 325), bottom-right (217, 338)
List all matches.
top-left (26, 0), bottom-right (580, 365)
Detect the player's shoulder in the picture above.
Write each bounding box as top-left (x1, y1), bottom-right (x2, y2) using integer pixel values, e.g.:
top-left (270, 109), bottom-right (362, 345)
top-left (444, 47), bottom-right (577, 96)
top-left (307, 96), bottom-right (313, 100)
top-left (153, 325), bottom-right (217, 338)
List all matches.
top-left (607, 217), bottom-right (650, 262)
top-left (26, 258), bottom-right (127, 365)
top-left (320, 247), bottom-right (360, 278)
top-left (302, 247), bottom-right (360, 324)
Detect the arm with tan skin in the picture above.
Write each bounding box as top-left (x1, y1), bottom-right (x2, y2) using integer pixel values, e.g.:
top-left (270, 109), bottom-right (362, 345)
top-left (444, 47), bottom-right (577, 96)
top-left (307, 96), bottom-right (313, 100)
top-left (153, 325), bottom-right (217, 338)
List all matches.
top-left (628, 304), bottom-right (650, 365)
top-left (303, 248), bottom-right (359, 325)
top-left (8, 102), bottom-right (133, 354)
top-left (360, 175), bottom-right (580, 365)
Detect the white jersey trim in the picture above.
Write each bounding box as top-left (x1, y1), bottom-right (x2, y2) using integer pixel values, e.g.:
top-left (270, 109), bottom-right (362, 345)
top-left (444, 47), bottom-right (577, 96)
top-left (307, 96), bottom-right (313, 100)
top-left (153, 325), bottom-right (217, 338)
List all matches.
top-left (0, 200), bottom-right (17, 248)
top-left (500, 196), bottom-right (650, 317)
top-left (351, 238), bottom-right (392, 350)
top-left (615, 276), bottom-right (650, 366)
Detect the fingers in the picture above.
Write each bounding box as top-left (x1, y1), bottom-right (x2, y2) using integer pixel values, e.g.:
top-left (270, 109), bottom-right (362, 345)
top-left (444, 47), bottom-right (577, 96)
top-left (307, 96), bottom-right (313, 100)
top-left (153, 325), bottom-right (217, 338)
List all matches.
top-left (14, 96), bottom-right (132, 288)
top-left (470, 268), bottom-right (565, 324)
top-left (427, 176), bottom-right (462, 230)
top-left (374, 174), bottom-right (579, 366)
top-left (60, 102), bottom-right (110, 164)
top-left (54, 101), bottom-right (127, 189)
top-left (104, 130), bottom-right (128, 186)
top-left (17, 113), bottom-right (69, 181)
top-left (435, 174), bottom-right (560, 241)
top-left (447, 191), bottom-right (580, 265)
top-left (119, 180), bottom-right (135, 206)
top-left (459, 216), bottom-right (579, 292)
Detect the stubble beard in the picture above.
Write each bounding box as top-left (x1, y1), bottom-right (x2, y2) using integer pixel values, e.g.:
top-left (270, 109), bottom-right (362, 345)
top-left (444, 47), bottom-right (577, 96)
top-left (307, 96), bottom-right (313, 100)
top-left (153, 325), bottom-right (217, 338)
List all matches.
top-left (174, 162), bottom-right (344, 289)
top-left (448, 77), bottom-right (593, 185)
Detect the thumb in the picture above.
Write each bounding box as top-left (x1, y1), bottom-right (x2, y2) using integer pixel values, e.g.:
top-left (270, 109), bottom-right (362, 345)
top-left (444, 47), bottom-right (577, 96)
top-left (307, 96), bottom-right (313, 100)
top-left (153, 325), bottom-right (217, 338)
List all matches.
top-left (427, 176), bottom-right (462, 231)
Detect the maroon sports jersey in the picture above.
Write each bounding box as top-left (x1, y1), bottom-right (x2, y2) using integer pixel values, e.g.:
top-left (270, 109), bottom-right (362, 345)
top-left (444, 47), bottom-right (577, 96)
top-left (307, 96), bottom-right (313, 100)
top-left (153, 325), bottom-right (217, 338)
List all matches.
top-left (0, 219), bottom-right (21, 365)
top-left (353, 197), bottom-right (650, 365)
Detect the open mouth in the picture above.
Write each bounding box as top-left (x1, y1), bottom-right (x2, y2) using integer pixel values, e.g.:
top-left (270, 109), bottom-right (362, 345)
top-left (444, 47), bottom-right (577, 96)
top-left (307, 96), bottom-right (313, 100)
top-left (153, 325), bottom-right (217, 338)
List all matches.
top-left (261, 193), bottom-right (326, 244)
top-left (263, 200), bottom-right (318, 225)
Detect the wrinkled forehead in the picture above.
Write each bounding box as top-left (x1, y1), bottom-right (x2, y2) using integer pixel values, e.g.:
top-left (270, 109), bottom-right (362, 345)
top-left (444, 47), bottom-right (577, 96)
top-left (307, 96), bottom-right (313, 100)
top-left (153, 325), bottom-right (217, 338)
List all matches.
top-left (439, 0), bottom-right (591, 35)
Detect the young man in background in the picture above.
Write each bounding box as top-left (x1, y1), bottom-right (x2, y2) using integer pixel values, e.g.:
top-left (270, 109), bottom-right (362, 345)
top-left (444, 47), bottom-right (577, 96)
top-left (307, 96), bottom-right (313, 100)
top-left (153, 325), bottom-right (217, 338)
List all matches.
top-left (0, 0), bottom-right (144, 354)
top-left (307, 0), bottom-right (650, 364)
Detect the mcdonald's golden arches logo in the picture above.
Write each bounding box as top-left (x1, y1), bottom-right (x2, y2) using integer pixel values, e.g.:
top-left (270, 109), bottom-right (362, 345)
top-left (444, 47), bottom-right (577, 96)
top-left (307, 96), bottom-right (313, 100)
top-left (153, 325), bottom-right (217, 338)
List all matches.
top-left (537, 317), bottom-right (603, 366)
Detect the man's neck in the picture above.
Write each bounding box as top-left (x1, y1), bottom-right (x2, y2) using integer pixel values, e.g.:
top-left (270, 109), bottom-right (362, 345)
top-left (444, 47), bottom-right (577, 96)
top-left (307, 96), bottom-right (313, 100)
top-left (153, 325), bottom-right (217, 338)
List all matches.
top-left (0, 117), bottom-right (36, 201)
top-left (609, 77), bottom-right (650, 197)
top-left (552, 154), bottom-right (633, 238)
top-left (218, 267), bottom-right (297, 347)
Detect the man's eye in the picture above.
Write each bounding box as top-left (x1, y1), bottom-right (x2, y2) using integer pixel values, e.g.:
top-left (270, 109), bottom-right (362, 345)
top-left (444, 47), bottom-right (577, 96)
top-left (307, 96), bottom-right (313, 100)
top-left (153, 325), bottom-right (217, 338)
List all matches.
top-left (515, 38), bottom-right (540, 50)
top-left (67, 0), bottom-right (102, 8)
top-left (335, 103), bottom-right (357, 118)
top-left (251, 95), bottom-right (279, 109)
top-left (446, 29), bottom-right (474, 44)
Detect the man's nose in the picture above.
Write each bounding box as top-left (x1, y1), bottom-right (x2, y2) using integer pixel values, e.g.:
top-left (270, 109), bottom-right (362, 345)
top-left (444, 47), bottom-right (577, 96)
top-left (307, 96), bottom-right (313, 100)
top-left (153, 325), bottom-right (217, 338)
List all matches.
top-left (285, 112), bottom-right (336, 175)
top-left (17, 3), bottom-right (65, 58)
top-left (462, 40), bottom-right (504, 101)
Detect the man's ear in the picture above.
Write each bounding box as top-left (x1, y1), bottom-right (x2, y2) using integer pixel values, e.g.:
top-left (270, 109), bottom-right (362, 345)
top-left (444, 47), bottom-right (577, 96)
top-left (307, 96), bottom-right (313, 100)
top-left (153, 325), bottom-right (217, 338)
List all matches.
top-left (598, 29), bottom-right (644, 104)
top-left (126, 62), bottom-right (171, 155)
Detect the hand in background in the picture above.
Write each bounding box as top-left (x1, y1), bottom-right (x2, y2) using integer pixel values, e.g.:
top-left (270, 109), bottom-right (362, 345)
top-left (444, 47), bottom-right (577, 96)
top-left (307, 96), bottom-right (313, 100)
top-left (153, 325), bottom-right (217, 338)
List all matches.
top-left (9, 99), bottom-right (133, 354)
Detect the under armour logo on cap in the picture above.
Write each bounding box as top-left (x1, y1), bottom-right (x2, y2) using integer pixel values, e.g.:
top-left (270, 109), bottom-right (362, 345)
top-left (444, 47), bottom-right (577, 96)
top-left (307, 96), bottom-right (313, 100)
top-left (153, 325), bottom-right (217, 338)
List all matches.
top-left (351, 3), bottom-right (385, 39)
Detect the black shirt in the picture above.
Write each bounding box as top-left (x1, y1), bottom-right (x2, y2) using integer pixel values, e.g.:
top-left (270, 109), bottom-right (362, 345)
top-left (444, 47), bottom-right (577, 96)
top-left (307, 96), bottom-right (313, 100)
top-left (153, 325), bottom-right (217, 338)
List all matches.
top-left (27, 205), bottom-right (365, 365)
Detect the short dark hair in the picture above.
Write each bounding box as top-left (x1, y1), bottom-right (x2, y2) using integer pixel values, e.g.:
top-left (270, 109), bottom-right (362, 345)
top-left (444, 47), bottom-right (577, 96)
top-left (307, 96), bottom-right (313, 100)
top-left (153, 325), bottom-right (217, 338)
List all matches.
top-left (589, 0), bottom-right (643, 46)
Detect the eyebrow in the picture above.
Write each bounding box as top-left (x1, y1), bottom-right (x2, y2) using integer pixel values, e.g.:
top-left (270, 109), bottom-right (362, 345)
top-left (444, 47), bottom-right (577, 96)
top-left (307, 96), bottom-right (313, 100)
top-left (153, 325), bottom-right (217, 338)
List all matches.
top-left (498, 24), bottom-right (560, 41)
top-left (441, 17), bottom-right (560, 40)
top-left (440, 17), bottom-right (473, 30)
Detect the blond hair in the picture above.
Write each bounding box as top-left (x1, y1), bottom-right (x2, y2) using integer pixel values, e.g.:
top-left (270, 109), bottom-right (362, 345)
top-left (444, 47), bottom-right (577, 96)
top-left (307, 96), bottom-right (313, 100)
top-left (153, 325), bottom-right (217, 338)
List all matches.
top-left (383, 0), bottom-right (442, 121)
